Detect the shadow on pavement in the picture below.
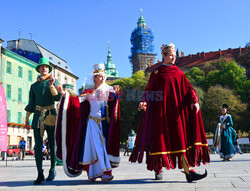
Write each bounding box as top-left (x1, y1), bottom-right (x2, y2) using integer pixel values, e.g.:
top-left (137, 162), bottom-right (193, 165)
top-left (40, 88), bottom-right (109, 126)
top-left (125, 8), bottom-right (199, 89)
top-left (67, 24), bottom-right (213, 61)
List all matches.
top-left (0, 178), bottom-right (188, 187)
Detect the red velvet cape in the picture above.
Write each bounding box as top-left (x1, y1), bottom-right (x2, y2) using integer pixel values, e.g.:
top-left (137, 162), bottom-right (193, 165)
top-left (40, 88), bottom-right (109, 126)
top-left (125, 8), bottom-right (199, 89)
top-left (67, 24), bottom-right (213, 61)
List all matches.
top-left (55, 89), bottom-right (121, 177)
top-left (129, 65), bottom-right (210, 171)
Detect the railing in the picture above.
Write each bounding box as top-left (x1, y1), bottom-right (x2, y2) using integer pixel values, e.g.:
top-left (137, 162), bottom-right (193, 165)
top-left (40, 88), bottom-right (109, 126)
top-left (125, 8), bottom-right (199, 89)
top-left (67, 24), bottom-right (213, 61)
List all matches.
top-left (207, 138), bottom-right (250, 154)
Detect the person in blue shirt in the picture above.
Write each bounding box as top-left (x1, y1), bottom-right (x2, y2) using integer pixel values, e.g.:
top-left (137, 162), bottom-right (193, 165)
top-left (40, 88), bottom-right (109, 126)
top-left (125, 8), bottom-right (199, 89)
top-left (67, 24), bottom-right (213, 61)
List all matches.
top-left (19, 137), bottom-right (26, 160)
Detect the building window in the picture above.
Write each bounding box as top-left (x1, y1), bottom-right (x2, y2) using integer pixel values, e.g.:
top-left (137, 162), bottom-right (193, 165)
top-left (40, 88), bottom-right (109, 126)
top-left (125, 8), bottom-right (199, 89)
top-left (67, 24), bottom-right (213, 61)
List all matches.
top-left (18, 112), bottom-right (22, 124)
top-left (28, 70), bottom-right (33, 82)
top-left (7, 110), bottom-right (11, 122)
top-left (57, 73), bottom-right (61, 83)
top-left (6, 61), bottom-right (12, 74)
top-left (18, 66), bottom-right (23, 78)
top-left (18, 88), bottom-right (22, 102)
top-left (7, 85), bottom-right (11, 98)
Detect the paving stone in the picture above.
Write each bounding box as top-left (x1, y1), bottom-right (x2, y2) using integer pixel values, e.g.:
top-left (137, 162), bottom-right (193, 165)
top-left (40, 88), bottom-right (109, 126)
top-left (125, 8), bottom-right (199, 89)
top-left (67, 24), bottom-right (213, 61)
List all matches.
top-left (0, 153), bottom-right (249, 190)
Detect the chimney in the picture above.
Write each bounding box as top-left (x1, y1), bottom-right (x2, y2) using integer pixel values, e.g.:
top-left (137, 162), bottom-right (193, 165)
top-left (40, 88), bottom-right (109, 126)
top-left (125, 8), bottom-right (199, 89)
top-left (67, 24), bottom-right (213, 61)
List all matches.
top-left (0, 38), bottom-right (4, 83)
top-left (239, 46), bottom-right (241, 56)
top-left (227, 48), bottom-right (232, 53)
top-left (181, 51), bottom-right (184, 57)
top-left (6, 40), bottom-right (19, 50)
top-left (197, 52), bottom-right (201, 57)
top-left (201, 52), bottom-right (205, 57)
top-left (219, 49), bottom-right (221, 56)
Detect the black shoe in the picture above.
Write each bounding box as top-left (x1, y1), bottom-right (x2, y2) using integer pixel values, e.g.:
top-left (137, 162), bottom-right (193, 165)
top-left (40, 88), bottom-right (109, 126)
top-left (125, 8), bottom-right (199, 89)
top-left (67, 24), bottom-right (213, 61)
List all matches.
top-left (184, 169), bottom-right (207, 183)
top-left (46, 169), bottom-right (56, 181)
top-left (155, 171), bottom-right (163, 180)
top-left (34, 171), bottom-right (45, 185)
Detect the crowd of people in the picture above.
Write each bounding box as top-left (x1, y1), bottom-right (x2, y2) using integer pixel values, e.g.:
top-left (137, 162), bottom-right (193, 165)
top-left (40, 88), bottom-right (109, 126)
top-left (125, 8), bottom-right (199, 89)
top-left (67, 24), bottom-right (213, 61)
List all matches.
top-left (21, 43), bottom-right (246, 185)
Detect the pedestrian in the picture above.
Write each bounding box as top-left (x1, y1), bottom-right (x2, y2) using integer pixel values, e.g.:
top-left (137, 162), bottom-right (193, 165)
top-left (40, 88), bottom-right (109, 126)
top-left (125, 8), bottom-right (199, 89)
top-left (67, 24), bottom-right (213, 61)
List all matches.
top-left (129, 43), bottom-right (210, 182)
top-left (25, 57), bottom-right (62, 185)
top-left (19, 137), bottom-right (26, 160)
top-left (42, 140), bottom-right (50, 160)
top-left (248, 130), bottom-right (250, 143)
top-left (55, 63), bottom-right (121, 182)
top-left (234, 130), bottom-right (243, 154)
top-left (124, 140), bottom-right (129, 156)
top-left (213, 104), bottom-right (237, 161)
top-left (1, 151), bottom-right (6, 161)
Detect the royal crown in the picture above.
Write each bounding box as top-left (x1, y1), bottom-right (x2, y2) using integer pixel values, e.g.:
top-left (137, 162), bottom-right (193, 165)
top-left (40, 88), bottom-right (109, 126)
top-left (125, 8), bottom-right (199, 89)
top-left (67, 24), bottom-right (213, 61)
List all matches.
top-left (161, 43), bottom-right (176, 55)
top-left (93, 63), bottom-right (105, 74)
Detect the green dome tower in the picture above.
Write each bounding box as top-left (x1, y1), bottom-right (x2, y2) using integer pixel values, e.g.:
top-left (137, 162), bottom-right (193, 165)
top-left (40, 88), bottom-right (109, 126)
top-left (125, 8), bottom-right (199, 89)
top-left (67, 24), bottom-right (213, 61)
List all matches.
top-left (105, 46), bottom-right (119, 80)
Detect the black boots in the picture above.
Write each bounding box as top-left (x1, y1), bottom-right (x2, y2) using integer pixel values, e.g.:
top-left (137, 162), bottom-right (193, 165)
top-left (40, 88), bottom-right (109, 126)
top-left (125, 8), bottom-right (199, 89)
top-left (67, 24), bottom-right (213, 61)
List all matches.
top-left (34, 170), bottom-right (45, 185)
top-left (46, 169), bottom-right (56, 181)
top-left (184, 169), bottom-right (207, 183)
top-left (155, 170), bottom-right (163, 180)
top-left (34, 169), bottom-right (56, 185)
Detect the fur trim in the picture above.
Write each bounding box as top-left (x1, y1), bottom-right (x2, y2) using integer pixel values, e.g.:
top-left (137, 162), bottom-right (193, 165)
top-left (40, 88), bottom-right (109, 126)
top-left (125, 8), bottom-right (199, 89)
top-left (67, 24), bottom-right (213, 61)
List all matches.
top-left (108, 154), bottom-right (120, 164)
top-left (61, 92), bottom-right (81, 177)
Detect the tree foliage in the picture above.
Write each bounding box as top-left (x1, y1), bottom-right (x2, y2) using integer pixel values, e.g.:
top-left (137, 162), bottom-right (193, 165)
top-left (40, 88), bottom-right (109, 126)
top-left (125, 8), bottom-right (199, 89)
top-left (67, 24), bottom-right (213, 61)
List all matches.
top-left (185, 58), bottom-right (249, 133)
top-left (202, 85), bottom-right (247, 132)
top-left (110, 71), bottom-right (149, 142)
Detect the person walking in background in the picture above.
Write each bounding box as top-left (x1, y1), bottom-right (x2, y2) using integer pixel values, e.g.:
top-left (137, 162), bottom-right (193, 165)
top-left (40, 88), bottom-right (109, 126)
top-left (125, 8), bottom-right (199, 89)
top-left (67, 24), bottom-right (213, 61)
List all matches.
top-left (234, 130), bottom-right (243, 154)
top-left (19, 137), bottom-right (26, 160)
top-left (124, 140), bottom-right (129, 156)
top-left (129, 43), bottom-right (209, 182)
top-left (213, 104), bottom-right (237, 161)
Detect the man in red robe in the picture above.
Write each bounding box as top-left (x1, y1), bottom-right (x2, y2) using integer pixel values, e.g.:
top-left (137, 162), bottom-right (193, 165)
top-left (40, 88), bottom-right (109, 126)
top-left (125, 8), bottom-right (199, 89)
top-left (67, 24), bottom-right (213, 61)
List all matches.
top-left (129, 43), bottom-right (210, 182)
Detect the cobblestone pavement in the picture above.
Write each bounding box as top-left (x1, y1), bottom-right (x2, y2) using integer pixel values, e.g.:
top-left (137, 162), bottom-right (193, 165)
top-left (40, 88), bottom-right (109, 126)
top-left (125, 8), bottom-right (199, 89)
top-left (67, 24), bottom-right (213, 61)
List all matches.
top-left (0, 153), bottom-right (249, 191)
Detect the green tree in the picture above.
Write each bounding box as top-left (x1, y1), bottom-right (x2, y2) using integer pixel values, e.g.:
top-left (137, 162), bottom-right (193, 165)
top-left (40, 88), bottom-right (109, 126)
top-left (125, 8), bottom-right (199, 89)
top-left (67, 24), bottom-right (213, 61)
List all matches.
top-left (219, 61), bottom-right (247, 90)
top-left (201, 63), bottom-right (216, 75)
top-left (202, 70), bottom-right (220, 91)
top-left (110, 71), bottom-right (149, 142)
top-left (211, 57), bottom-right (228, 70)
top-left (202, 85), bottom-right (247, 132)
top-left (193, 86), bottom-right (205, 108)
top-left (185, 67), bottom-right (205, 87)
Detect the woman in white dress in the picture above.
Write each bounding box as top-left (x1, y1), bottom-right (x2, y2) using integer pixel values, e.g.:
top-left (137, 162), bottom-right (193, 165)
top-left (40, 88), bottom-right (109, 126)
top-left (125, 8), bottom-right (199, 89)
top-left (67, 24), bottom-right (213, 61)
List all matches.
top-left (54, 63), bottom-right (121, 182)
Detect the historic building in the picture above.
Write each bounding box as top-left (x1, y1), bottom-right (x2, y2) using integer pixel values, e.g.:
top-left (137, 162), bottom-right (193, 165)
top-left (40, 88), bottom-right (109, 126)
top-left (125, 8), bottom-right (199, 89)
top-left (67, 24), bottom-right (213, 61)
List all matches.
top-left (129, 11), bottom-right (156, 74)
top-left (104, 47), bottom-right (119, 80)
top-left (0, 46), bottom-right (37, 149)
top-left (0, 38), bottom-right (78, 150)
top-left (7, 38), bottom-right (78, 92)
top-left (146, 47), bottom-right (247, 74)
top-left (175, 47), bottom-right (246, 70)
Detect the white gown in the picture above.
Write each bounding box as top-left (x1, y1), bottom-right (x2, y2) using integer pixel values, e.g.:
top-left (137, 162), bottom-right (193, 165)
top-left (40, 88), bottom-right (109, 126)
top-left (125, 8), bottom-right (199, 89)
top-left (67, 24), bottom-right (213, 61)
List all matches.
top-left (79, 84), bottom-right (114, 179)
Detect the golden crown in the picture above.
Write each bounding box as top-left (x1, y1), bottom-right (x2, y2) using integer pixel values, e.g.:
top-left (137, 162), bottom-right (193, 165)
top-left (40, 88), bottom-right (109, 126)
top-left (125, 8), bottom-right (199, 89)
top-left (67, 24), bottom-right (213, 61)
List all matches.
top-left (161, 43), bottom-right (176, 55)
top-left (93, 63), bottom-right (105, 74)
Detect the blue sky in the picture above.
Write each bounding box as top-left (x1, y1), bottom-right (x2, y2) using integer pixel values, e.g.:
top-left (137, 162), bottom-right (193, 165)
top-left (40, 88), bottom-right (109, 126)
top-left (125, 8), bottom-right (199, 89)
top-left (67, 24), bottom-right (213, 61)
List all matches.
top-left (1, 0), bottom-right (250, 90)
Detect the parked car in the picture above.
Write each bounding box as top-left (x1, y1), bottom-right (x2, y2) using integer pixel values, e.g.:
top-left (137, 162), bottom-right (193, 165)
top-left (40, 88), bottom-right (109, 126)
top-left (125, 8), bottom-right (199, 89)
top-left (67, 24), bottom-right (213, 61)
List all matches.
top-left (7, 145), bottom-right (21, 158)
top-left (26, 149), bottom-right (34, 155)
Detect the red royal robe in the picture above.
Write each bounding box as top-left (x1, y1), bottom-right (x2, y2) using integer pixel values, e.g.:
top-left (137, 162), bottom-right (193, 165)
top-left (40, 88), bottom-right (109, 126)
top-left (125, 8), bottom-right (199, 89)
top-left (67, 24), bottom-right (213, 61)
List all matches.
top-left (55, 89), bottom-right (121, 177)
top-left (129, 64), bottom-right (210, 171)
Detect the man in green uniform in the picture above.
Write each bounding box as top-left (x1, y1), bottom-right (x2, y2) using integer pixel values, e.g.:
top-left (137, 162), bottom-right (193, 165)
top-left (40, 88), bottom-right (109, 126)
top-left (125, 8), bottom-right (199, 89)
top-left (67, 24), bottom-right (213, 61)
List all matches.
top-left (25, 57), bottom-right (61, 185)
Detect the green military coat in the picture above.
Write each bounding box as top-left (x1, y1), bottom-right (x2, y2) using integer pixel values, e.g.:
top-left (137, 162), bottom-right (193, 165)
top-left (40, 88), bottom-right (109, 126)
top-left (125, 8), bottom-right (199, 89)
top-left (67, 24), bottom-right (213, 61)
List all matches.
top-left (25, 76), bottom-right (61, 129)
